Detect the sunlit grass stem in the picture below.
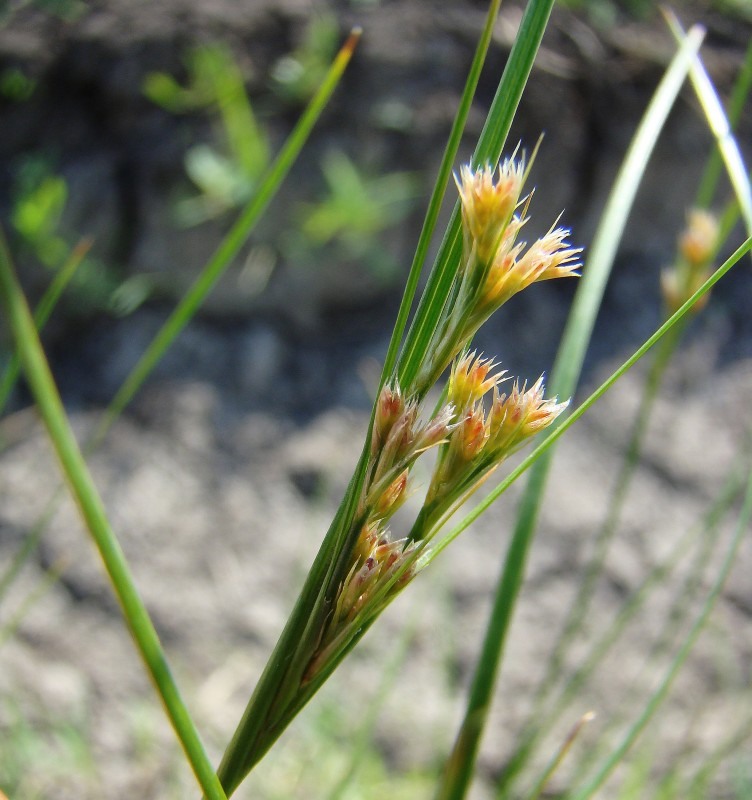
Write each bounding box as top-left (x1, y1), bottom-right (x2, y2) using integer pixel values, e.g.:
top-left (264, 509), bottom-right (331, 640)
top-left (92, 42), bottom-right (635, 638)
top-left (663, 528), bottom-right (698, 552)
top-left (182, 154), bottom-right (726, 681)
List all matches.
top-left (0, 237), bottom-right (91, 418)
top-left (0, 230), bottom-right (228, 800)
top-left (0, 28), bottom-right (360, 690)
top-left (435, 26), bottom-right (706, 800)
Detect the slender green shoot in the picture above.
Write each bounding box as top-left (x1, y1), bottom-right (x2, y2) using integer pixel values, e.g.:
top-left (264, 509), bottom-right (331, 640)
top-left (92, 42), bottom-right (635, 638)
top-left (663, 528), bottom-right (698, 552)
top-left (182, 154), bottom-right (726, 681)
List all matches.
top-left (527, 711), bottom-right (596, 800)
top-left (0, 237), bottom-right (91, 417)
top-left (326, 593), bottom-right (426, 800)
top-left (98, 29), bottom-right (361, 437)
top-left (380, 0), bottom-right (502, 386)
top-left (666, 12), bottom-right (752, 235)
top-left (0, 559), bottom-right (65, 648)
top-left (694, 36), bottom-right (752, 209)
top-left (0, 28), bottom-right (360, 629)
top-left (434, 25), bottom-right (706, 800)
top-left (566, 463), bottom-right (752, 800)
top-left (518, 34), bottom-right (752, 783)
top-left (685, 713), bottom-right (752, 797)
top-left (524, 460), bottom-right (746, 787)
top-left (0, 230), bottom-right (228, 800)
top-left (0, 493), bottom-right (61, 604)
top-left (396, 0), bottom-right (557, 390)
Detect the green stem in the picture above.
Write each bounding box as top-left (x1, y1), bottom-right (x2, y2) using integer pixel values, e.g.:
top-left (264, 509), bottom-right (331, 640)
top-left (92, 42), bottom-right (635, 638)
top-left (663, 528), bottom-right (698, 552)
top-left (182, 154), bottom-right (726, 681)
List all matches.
top-left (398, 0), bottom-right (556, 392)
top-left (435, 26), bottom-right (707, 800)
top-left (380, 0), bottom-right (502, 388)
top-left (0, 30), bottom-right (360, 683)
top-left (0, 237), bottom-right (90, 417)
top-left (504, 459), bottom-right (745, 799)
top-left (694, 35), bottom-right (752, 209)
top-left (532, 325), bottom-right (681, 715)
top-left (0, 230), bottom-right (227, 800)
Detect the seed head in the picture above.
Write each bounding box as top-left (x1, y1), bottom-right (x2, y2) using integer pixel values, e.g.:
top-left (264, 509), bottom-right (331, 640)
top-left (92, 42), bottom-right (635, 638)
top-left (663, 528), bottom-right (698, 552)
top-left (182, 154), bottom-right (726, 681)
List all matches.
top-left (489, 376), bottom-right (569, 453)
top-left (413, 402), bottom-right (456, 453)
top-left (371, 382), bottom-right (405, 456)
top-left (662, 208), bottom-right (718, 315)
top-left (456, 405), bottom-right (489, 461)
top-left (455, 158), bottom-right (526, 264)
top-left (375, 401), bottom-right (418, 478)
top-left (372, 469), bottom-right (410, 520)
top-left (482, 224), bottom-right (581, 309)
top-left (679, 209), bottom-right (718, 267)
top-left (449, 351), bottom-right (506, 411)
top-left (335, 525), bottom-right (419, 629)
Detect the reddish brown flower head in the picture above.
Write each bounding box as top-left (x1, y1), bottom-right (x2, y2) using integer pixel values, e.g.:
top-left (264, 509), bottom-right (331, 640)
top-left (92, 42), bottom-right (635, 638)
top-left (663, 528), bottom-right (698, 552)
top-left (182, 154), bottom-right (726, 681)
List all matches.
top-left (373, 469), bottom-right (410, 520)
top-left (371, 382), bottom-right (406, 455)
top-left (456, 405), bottom-right (489, 461)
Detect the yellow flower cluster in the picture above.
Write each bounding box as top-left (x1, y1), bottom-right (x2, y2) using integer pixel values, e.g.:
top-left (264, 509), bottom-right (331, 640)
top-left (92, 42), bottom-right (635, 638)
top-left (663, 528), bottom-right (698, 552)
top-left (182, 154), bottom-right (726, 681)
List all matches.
top-left (307, 152), bottom-right (580, 680)
top-left (422, 352), bottom-right (568, 524)
top-left (417, 158), bottom-right (580, 393)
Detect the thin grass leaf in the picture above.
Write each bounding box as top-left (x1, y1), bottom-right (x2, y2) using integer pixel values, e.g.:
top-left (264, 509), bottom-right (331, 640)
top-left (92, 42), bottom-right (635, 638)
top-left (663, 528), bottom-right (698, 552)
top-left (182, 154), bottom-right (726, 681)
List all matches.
top-left (527, 711), bottom-right (596, 800)
top-left (695, 36), bottom-right (752, 209)
top-left (380, 0), bottom-right (502, 387)
top-left (0, 35), bottom-right (361, 727)
top-left (0, 493), bottom-right (60, 604)
top-left (99, 30), bottom-right (361, 437)
top-left (0, 230), bottom-right (228, 800)
top-left (685, 713), bottom-right (752, 797)
top-left (326, 592), bottom-right (425, 800)
top-left (666, 12), bottom-right (752, 236)
top-left (397, 0), bottom-right (557, 391)
top-left (0, 237), bottom-right (91, 416)
top-left (520, 40), bottom-right (752, 790)
top-left (566, 464), bottom-right (752, 800)
top-left (0, 559), bottom-right (64, 648)
top-left (502, 457), bottom-right (747, 800)
top-left (544, 458), bottom-right (744, 729)
top-left (434, 26), bottom-right (707, 800)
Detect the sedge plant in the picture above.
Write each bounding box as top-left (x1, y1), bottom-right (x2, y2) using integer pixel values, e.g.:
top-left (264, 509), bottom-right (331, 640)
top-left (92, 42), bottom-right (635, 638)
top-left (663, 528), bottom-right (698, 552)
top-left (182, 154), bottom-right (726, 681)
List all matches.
top-left (1, 2), bottom-right (752, 799)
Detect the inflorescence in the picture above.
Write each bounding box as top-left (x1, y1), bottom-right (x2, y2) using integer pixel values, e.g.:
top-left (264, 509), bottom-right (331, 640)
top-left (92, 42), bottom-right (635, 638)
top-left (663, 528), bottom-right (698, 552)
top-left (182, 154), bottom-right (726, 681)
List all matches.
top-left (305, 151), bottom-right (582, 681)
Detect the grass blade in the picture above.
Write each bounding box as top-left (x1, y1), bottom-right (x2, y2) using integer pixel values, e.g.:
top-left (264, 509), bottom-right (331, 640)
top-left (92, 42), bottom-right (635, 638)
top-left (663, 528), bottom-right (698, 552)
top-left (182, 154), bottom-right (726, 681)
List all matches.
top-left (99, 30), bottom-right (361, 435)
top-left (380, 0), bottom-right (502, 386)
top-left (434, 25), bottom-right (706, 800)
top-left (666, 13), bottom-right (752, 235)
top-left (0, 237), bottom-right (91, 417)
top-left (0, 29), bottom-right (360, 625)
top-left (694, 36), bottom-right (752, 209)
top-left (397, 0), bottom-right (557, 391)
top-left (0, 230), bottom-right (228, 800)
